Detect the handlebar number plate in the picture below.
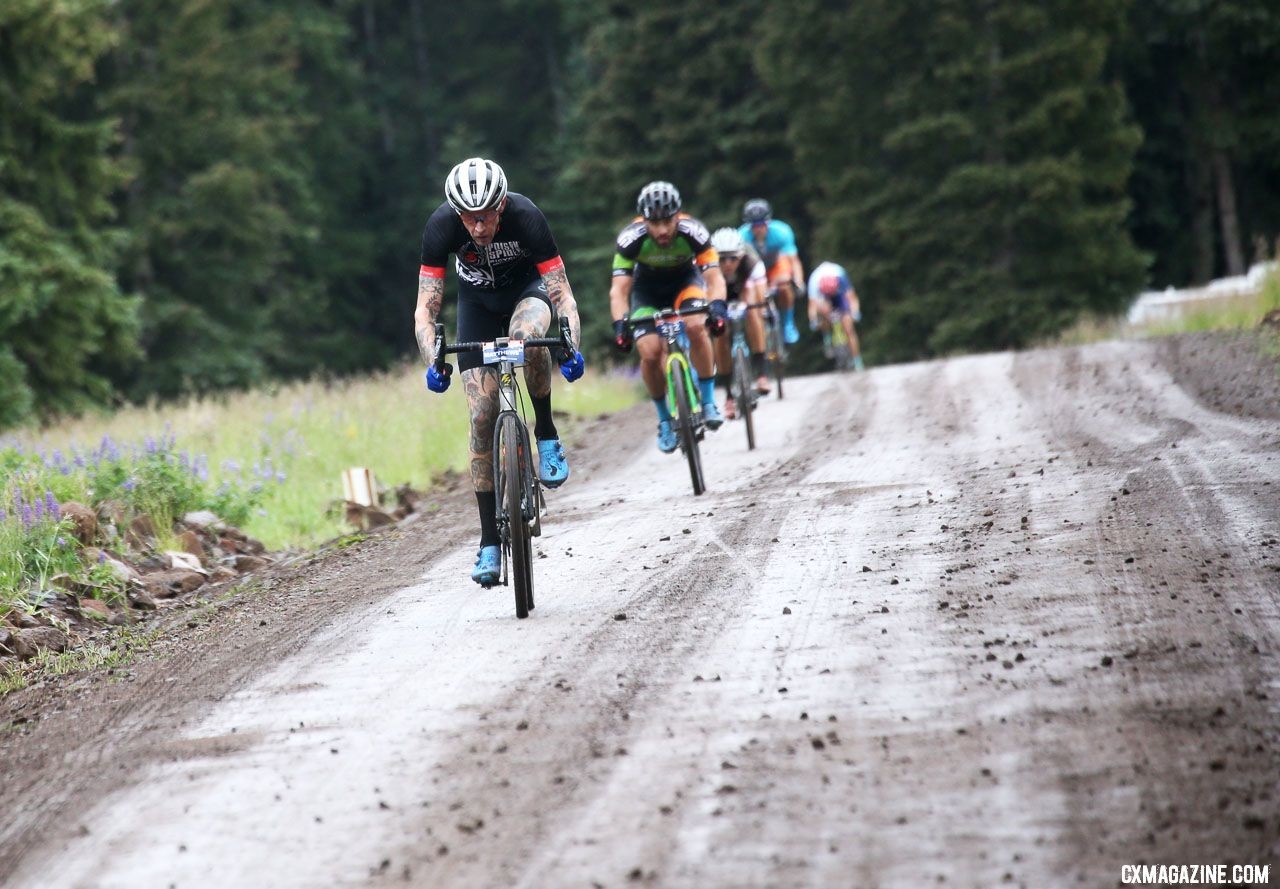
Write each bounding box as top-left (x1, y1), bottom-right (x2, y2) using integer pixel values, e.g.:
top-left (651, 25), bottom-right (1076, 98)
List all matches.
top-left (484, 340), bottom-right (526, 367)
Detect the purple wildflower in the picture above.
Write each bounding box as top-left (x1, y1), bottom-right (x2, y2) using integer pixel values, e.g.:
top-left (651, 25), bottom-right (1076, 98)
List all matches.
top-left (97, 550), bottom-right (107, 564)
top-left (45, 491), bottom-right (59, 520)
top-left (0, 508), bottom-right (7, 522)
top-left (122, 478), bottom-right (137, 492)
top-left (33, 498), bottom-right (44, 521)
top-left (145, 435), bottom-right (158, 455)
top-left (21, 505), bottom-right (34, 529)
top-left (275, 471), bottom-right (287, 483)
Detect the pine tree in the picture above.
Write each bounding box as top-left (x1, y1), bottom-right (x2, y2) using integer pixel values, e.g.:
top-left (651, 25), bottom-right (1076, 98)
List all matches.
top-left (558, 0), bottom-right (803, 352)
top-left (106, 0), bottom-right (340, 399)
top-left (761, 0), bottom-right (1147, 360)
top-left (0, 0), bottom-right (140, 428)
top-left (1122, 0), bottom-right (1280, 284)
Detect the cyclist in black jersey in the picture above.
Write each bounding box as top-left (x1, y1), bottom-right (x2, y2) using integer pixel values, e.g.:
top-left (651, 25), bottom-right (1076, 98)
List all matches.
top-left (610, 181), bottom-right (728, 452)
top-left (414, 157), bottom-right (585, 586)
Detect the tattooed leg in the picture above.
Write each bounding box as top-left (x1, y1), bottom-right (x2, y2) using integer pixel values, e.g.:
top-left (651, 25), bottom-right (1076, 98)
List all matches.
top-left (464, 368), bottom-right (500, 492)
top-left (510, 297), bottom-right (558, 439)
top-left (511, 297), bottom-right (553, 398)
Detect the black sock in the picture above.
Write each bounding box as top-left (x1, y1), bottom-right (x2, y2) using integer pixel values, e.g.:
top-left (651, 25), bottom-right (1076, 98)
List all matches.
top-left (476, 491), bottom-right (499, 547)
top-left (751, 352), bottom-right (766, 377)
top-left (716, 373), bottom-right (732, 395)
top-left (531, 393), bottom-right (557, 440)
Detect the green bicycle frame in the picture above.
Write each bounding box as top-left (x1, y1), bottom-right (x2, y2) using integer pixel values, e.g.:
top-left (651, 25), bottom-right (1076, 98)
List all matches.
top-left (665, 350), bottom-right (700, 417)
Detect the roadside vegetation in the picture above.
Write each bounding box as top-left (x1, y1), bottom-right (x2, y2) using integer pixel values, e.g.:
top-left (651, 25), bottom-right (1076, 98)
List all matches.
top-left (1, 368), bottom-right (640, 622)
top-left (1051, 265), bottom-right (1280, 347)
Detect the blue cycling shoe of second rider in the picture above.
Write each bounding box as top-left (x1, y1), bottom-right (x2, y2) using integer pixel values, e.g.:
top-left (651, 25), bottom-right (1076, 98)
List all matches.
top-left (657, 419), bottom-right (678, 453)
top-left (471, 545), bottom-right (500, 586)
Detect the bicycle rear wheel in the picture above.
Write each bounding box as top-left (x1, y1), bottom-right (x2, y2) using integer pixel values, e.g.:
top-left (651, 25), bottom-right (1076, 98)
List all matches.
top-left (672, 365), bottom-right (706, 496)
top-left (733, 347), bottom-right (756, 451)
top-left (496, 414), bottom-right (534, 619)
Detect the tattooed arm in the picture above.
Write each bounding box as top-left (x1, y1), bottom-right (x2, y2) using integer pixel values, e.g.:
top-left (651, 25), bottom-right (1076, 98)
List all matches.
top-left (540, 262), bottom-right (581, 350)
top-left (414, 270), bottom-right (446, 365)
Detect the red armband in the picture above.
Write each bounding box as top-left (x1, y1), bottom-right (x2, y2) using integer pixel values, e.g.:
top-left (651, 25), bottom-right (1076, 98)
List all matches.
top-left (536, 255), bottom-right (565, 275)
top-left (419, 265), bottom-right (445, 279)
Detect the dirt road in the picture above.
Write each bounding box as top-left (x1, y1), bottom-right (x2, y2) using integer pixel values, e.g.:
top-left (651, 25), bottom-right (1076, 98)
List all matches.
top-left (3, 339), bottom-right (1278, 888)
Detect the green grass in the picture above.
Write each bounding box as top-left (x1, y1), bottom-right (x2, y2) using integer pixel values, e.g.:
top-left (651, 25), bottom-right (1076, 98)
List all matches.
top-left (8, 366), bottom-right (641, 551)
top-left (0, 625), bottom-right (162, 695)
top-left (1050, 267), bottom-right (1280, 347)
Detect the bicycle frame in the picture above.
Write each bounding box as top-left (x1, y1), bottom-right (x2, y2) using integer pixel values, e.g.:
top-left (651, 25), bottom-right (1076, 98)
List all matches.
top-left (433, 319), bottom-right (572, 614)
top-left (637, 307), bottom-right (709, 420)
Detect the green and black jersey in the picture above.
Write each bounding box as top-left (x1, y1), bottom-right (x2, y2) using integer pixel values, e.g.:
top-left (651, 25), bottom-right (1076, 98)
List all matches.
top-left (612, 213), bottom-right (720, 287)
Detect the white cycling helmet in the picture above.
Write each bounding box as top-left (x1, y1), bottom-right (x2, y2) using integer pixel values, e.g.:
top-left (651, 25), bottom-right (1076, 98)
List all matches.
top-left (711, 227), bottom-right (745, 256)
top-left (444, 157), bottom-right (508, 214)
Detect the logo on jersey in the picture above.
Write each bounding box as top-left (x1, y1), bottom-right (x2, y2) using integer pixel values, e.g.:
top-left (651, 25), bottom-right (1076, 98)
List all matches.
top-left (456, 239), bottom-right (531, 287)
top-left (617, 223), bottom-right (646, 250)
top-left (681, 219), bottom-right (710, 243)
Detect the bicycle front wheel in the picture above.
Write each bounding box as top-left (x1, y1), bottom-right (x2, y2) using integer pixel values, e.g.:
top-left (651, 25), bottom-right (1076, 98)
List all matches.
top-left (672, 365), bottom-right (706, 496)
top-left (497, 414), bottom-right (534, 618)
top-left (734, 347), bottom-right (756, 451)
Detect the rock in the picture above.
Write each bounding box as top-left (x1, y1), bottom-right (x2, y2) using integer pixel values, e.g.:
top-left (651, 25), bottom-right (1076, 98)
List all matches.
top-left (78, 598), bottom-right (112, 619)
top-left (177, 530), bottom-right (206, 559)
top-left (96, 499), bottom-right (128, 527)
top-left (182, 510), bottom-right (224, 531)
top-left (127, 586), bottom-right (157, 610)
top-left (164, 551), bottom-right (205, 573)
top-left (14, 626), bottom-right (69, 660)
top-left (127, 514), bottom-right (157, 549)
top-left (344, 502), bottom-right (395, 532)
top-left (364, 508), bottom-right (396, 529)
top-left (84, 548), bottom-right (142, 579)
top-left (395, 484), bottom-right (422, 513)
top-left (233, 554), bottom-right (271, 573)
top-left (60, 501), bottom-right (99, 546)
top-left (143, 569), bottom-right (206, 599)
top-left (52, 573), bottom-right (95, 597)
top-left (0, 629), bottom-right (15, 656)
top-left (209, 566), bottom-right (238, 582)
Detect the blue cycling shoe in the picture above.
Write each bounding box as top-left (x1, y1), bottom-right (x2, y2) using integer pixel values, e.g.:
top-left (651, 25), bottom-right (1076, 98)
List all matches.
top-left (656, 419), bottom-right (678, 453)
top-left (537, 438), bottom-right (570, 488)
top-left (703, 400), bottom-right (724, 430)
top-left (783, 319), bottom-right (801, 345)
top-left (471, 545), bottom-right (501, 586)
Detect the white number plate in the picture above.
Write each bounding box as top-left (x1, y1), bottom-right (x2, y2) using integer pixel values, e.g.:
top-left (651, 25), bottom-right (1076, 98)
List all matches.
top-left (483, 340), bottom-right (526, 367)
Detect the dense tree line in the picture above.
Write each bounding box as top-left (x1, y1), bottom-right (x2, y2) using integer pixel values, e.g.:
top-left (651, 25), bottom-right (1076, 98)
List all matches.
top-left (2, 0), bottom-right (1278, 426)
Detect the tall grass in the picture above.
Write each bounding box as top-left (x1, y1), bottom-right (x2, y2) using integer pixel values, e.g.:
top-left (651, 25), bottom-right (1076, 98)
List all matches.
top-left (8, 366), bottom-right (640, 551)
top-left (1051, 265), bottom-right (1280, 346)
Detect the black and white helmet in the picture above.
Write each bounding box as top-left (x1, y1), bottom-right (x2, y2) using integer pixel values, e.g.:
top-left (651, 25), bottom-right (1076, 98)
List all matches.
top-left (711, 227), bottom-right (745, 256)
top-left (637, 181), bottom-right (682, 220)
top-left (742, 198), bottom-right (772, 224)
top-left (444, 157), bottom-right (508, 214)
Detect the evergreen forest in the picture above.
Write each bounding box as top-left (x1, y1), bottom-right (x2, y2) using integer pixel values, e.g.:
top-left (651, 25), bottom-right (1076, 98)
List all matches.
top-left (3, 0), bottom-right (1278, 427)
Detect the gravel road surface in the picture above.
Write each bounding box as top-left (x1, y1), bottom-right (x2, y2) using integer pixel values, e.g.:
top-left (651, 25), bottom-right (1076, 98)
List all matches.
top-left (3, 340), bottom-right (1278, 888)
